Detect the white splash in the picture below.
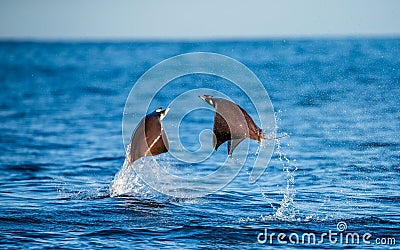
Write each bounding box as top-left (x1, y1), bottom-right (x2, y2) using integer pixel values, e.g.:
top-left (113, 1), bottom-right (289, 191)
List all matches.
top-left (257, 111), bottom-right (298, 221)
top-left (109, 158), bottom-right (153, 198)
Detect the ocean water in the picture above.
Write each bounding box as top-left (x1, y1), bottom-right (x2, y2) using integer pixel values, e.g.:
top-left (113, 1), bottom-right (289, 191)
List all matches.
top-left (0, 39), bottom-right (399, 249)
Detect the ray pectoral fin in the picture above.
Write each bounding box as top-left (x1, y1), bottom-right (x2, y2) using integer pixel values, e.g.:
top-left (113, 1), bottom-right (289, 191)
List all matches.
top-left (212, 133), bottom-right (218, 150)
top-left (227, 138), bottom-right (245, 157)
top-left (213, 132), bottom-right (227, 151)
top-left (161, 129), bottom-right (169, 152)
top-left (213, 112), bottom-right (231, 151)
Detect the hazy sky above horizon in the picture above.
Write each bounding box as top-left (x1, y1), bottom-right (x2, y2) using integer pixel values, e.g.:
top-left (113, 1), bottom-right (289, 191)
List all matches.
top-left (1, 0), bottom-right (400, 40)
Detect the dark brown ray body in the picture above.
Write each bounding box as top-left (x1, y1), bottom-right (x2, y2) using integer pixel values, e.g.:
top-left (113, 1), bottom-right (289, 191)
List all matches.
top-left (199, 95), bottom-right (264, 156)
top-left (126, 108), bottom-right (170, 164)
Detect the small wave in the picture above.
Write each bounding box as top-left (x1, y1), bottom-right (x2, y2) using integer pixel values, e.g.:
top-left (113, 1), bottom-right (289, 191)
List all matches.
top-left (81, 156), bottom-right (123, 163)
top-left (81, 86), bottom-right (119, 96)
top-left (357, 141), bottom-right (398, 149)
top-left (79, 228), bottom-right (143, 237)
top-left (5, 163), bottom-right (47, 172)
top-left (0, 216), bottom-right (44, 224)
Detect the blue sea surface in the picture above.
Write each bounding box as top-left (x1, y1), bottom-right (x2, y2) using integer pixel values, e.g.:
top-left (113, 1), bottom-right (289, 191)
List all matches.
top-left (0, 39), bottom-right (399, 249)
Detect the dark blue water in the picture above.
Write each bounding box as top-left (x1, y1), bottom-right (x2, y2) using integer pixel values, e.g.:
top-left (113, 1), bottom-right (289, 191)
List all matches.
top-left (0, 39), bottom-right (399, 249)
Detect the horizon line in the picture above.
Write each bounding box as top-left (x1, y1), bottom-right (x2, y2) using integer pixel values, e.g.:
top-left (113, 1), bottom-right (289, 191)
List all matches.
top-left (1, 33), bottom-right (400, 43)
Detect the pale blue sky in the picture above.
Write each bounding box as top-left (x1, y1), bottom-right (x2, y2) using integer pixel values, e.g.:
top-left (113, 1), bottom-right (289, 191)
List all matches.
top-left (1, 0), bottom-right (399, 40)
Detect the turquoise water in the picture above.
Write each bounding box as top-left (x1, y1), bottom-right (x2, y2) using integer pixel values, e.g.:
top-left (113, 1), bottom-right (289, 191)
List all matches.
top-left (0, 39), bottom-right (399, 249)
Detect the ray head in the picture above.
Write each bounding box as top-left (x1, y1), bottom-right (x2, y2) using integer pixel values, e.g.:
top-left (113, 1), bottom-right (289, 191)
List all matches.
top-left (198, 95), bottom-right (215, 107)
